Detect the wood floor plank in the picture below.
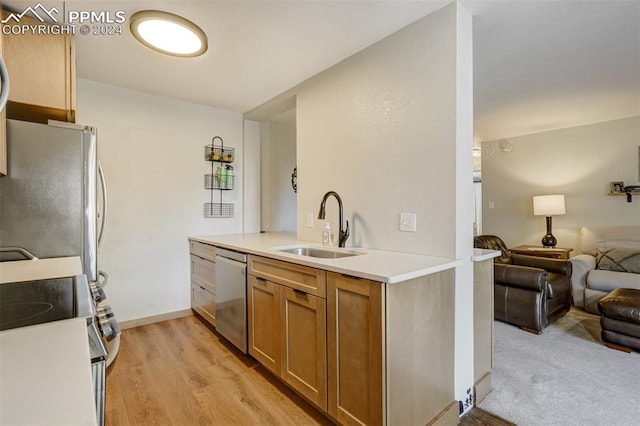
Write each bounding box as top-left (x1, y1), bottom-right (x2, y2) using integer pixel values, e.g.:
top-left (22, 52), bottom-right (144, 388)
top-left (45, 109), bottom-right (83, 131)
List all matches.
top-left (106, 314), bottom-right (330, 426)
top-left (108, 315), bottom-right (514, 426)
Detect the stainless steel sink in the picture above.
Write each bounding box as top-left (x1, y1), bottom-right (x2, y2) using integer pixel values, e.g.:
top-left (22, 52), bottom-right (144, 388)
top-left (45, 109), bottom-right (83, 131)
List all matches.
top-left (276, 246), bottom-right (363, 259)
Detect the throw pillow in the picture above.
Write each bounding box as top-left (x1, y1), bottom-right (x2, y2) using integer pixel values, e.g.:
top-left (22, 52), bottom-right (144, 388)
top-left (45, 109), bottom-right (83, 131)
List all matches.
top-left (596, 248), bottom-right (640, 274)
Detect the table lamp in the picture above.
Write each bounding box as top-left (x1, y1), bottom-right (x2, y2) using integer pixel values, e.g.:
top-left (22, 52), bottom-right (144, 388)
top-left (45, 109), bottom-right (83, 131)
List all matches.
top-left (533, 194), bottom-right (566, 248)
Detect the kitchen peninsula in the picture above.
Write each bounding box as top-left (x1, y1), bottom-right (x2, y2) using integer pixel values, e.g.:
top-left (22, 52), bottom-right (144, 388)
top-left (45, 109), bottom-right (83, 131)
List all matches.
top-left (189, 232), bottom-right (461, 426)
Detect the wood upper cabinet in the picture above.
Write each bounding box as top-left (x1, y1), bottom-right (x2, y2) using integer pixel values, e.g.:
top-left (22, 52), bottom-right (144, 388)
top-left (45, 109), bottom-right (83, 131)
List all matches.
top-left (2, 10), bottom-right (76, 123)
top-left (189, 242), bottom-right (216, 326)
top-left (327, 272), bottom-right (383, 426)
top-left (247, 255), bottom-right (327, 411)
top-left (0, 108), bottom-right (5, 176)
top-left (1, 12), bottom-right (5, 176)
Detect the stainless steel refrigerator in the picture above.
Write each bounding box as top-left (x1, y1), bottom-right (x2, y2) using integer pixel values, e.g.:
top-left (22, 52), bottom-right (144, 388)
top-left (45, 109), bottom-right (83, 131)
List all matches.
top-left (0, 119), bottom-right (106, 282)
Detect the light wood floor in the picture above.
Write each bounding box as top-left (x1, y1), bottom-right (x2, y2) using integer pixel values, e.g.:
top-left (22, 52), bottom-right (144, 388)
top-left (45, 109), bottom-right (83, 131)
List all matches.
top-left (106, 314), bottom-right (332, 425)
top-left (106, 314), bottom-right (511, 426)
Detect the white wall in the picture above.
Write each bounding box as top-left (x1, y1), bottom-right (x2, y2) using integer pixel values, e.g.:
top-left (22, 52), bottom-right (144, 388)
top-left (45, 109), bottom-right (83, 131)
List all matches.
top-left (296, 4), bottom-right (459, 258)
top-left (76, 79), bottom-right (243, 322)
top-left (243, 120), bottom-right (261, 233)
top-left (284, 2), bottom-right (475, 410)
top-left (481, 116), bottom-right (640, 251)
top-left (453, 3), bottom-right (475, 414)
top-left (260, 116), bottom-right (297, 233)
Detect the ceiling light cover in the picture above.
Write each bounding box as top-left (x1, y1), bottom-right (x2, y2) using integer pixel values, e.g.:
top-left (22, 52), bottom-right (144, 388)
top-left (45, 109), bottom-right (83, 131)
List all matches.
top-left (130, 10), bottom-right (208, 58)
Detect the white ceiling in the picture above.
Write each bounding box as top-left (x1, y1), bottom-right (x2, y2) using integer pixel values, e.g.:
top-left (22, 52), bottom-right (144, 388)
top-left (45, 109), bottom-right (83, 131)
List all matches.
top-left (5, 1), bottom-right (639, 141)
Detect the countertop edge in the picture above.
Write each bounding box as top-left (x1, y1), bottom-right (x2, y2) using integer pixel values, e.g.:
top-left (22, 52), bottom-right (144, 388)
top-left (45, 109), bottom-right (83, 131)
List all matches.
top-left (189, 234), bottom-right (460, 284)
top-left (0, 256), bottom-right (83, 284)
top-left (0, 318), bottom-right (97, 425)
top-left (471, 249), bottom-right (501, 262)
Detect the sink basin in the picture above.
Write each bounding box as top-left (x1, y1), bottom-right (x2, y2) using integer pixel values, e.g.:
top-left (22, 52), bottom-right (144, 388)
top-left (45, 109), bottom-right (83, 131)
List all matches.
top-left (276, 246), bottom-right (363, 259)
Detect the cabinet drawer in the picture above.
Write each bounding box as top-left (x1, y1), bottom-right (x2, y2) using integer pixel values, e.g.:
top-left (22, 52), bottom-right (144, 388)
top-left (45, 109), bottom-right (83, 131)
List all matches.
top-left (248, 255), bottom-right (326, 298)
top-left (190, 255), bottom-right (215, 294)
top-left (190, 240), bottom-right (216, 262)
top-left (191, 283), bottom-right (216, 326)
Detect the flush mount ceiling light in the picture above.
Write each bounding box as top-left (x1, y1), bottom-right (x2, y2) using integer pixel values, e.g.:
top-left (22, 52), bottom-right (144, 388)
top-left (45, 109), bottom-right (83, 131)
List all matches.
top-left (130, 10), bottom-right (207, 58)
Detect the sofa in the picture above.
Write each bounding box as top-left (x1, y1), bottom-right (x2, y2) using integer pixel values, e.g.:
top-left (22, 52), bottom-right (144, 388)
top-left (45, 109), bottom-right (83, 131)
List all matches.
top-left (570, 226), bottom-right (640, 314)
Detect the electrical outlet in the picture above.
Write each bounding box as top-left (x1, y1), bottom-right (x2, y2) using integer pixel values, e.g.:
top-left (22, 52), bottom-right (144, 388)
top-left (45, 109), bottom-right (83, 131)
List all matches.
top-left (400, 213), bottom-right (417, 232)
top-left (306, 213), bottom-right (314, 228)
top-left (488, 201), bottom-right (495, 209)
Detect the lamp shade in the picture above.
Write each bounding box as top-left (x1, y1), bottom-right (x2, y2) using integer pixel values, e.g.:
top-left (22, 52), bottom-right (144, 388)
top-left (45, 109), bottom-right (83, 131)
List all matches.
top-left (533, 194), bottom-right (566, 216)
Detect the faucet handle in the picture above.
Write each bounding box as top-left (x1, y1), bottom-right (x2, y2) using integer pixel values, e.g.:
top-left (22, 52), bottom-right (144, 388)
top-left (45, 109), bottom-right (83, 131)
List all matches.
top-left (342, 220), bottom-right (350, 246)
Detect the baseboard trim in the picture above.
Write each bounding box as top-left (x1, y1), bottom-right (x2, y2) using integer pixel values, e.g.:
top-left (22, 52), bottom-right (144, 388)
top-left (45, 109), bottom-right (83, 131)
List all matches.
top-left (427, 401), bottom-right (459, 425)
top-left (119, 309), bottom-right (194, 330)
top-left (474, 372), bottom-right (492, 405)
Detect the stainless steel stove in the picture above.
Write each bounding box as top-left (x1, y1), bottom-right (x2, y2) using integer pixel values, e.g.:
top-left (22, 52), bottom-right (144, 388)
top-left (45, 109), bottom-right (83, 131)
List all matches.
top-left (0, 258), bottom-right (120, 426)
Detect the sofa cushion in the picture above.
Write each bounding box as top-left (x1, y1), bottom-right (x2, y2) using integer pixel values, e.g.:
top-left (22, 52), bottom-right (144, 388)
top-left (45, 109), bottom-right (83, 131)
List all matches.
top-left (580, 226), bottom-right (640, 257)
top-left (596, 248), bottom-right (640, 273)
top-left (586, 269), bottom-right (640, 292)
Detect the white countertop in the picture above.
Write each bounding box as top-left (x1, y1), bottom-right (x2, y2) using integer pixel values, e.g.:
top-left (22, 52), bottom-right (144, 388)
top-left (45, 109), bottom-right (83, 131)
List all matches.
top-left (0, 256), bottom-right (82, 284)
top-left (471, 248), bottom-right (501, 262)
top-left (190, 233), bottom-right (461, 284)
top-left (0, 318), bottom-right (97, 426)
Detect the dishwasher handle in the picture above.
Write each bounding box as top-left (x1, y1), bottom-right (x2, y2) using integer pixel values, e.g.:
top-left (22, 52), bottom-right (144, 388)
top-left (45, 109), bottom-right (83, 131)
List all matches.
top-left (216, 248), bottom-right (247, 263)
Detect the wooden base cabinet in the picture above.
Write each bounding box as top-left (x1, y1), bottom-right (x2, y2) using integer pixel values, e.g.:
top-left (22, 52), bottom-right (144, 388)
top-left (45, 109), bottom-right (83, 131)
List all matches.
top-left (327, 272), bottom-right (383, 426)
top-left (189, 242), bottom-right (216, 326)
top-left (247, 257), bottom-right (327, 410)
top-left (247, 275), bottom-right (281, 375)
top-left (329, 270), bottom-right (457, 426)
top-left (248, 255), bottom-right (457, 426)
top-left (280, 286), bottom-right (327, 408)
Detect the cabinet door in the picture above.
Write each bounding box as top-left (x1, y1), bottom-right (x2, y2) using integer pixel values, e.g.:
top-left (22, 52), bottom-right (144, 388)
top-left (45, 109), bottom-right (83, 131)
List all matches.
top-left (327, 273), bottom-right (383, 426)
top-left (280, 286), bottom-right (327, 411)
top-left (3, 11), bottom-right (76, 123)
top-left (247, 275), bottom-right (281, 375)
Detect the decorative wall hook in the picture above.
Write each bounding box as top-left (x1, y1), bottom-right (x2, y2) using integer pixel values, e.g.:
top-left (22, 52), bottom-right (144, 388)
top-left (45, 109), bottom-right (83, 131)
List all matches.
top-left (291, 167), bottom-right (297, 193)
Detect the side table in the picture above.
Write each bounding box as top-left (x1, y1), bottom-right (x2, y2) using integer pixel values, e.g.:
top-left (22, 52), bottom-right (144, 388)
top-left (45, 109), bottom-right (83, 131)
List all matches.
top-left (510, 245), bottom-right (573, 260)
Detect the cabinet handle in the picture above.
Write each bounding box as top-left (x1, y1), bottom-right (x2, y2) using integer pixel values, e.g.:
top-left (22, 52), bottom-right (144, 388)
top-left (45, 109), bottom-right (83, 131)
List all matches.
top-left (293, 289), bottom-right (307, 296)
top-left (340, 273), bottom-right (364, 280)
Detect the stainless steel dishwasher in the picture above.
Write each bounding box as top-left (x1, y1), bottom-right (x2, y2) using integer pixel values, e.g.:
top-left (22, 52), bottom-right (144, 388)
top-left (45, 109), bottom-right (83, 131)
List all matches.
top-left (214, 248), bottom-right (248, 353)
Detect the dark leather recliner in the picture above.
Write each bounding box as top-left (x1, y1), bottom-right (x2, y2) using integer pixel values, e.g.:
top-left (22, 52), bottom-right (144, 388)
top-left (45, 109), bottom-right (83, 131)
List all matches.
top-left (474, 235), bottom-right (573, 334)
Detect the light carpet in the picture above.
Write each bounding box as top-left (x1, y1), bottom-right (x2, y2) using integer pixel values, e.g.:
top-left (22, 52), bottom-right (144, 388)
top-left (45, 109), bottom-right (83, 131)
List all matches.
top-left (478, 308), bottom-right (640, 426)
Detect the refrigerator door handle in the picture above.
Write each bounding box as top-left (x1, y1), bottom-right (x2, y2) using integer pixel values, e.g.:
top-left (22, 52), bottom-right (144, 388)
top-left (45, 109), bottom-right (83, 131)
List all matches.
top-left (97, 160), bottom-right (108, 251)
top-left (98, 270), bottom-right (109, 288)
